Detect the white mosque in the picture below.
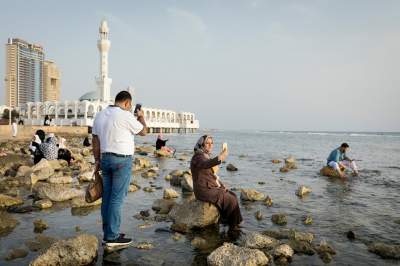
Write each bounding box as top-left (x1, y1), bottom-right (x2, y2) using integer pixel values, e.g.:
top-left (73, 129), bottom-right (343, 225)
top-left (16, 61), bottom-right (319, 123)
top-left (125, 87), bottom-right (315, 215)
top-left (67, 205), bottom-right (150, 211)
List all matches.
top-left (23, 20), bottom-right (199, 133)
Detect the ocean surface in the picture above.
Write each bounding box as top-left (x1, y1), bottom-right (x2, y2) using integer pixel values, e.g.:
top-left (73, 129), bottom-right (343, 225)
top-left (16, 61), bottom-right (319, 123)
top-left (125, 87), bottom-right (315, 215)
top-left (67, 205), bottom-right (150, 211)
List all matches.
top-left (1, 130), bottom-right (400, 265)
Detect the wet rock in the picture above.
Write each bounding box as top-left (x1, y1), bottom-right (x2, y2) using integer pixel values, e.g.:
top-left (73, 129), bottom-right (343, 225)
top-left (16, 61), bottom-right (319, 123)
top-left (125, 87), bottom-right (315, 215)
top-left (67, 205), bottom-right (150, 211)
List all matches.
top-left (30, 159), bottom-right (55, 185)
top-left (136, 146), bottom-right (155, 154)
top-left (33, 182), bottom-right (83, 202)
top-left (172, 232), bottom-right (183, 241)
top-left (155, 149), bottom-right (172, 157)
top-left (227, 163), bottom-right (238, 171)
top-left (164, 188), bottom-right (179, 199)
top-left (271, 159), bottom-right (281, 164)
top-left (264, 196), bottom-right (273, 207)
top-left (25, 235), bottom-right (58, 252)
top-left (274, 244), bottom-right (294, 259)
top-left (134, 157), bottom-right (152, 170)
top-left (0, 193), bottom-right (23, 208)
top-left (142, 169), bottom-right (158, 178)
top-left (368, 242), bottom-right (400, 259)
top-left (181, 173), bottom-right (193, 193)
top-left (288, 240), bottom-right (315, 255)
top-left (75, 226), bottom-right (81, 232)
top-left (134, 242), bottom-right (154, 250)
top-left (240, 189), bottom-right (265, 201)
top-left (170, 169), bottom-right (184, 177)
top-left (303, 216), bottom-right (313, 225)
top-left (78, 171), bottom-right (94, 182)
top-left (33, 219), bottom-right (48, 233)
top-left (296, 185), bottom-right (312, 197)
top-left (191, 237), bottom-right (213, 250)
top-left (289, 230), bottom-right (314, 243)
top-left (271, 213), bottom-right (287, 225)
top-left (255, 210), bottom-right (263, 221)
top-left (240, 232), bottom-right (279, 250)
top-left (177, 155), bottom-right (189, 161)
top-left (128, 184), bottom-right (139, 192)
top-left (315, 241), bottom-right (336, 263)
top-left (7, 204), bottom-right (41, 213)
top-left (347, 230), bottom-right (355, 240)
top-left (140, 210), bottom-right (151, 217)
top-left (0, 211), bottom-right (19, 237)
top-left (169, 199), bottom-right (220, 233)
top-left (152, 199), bottom-right (176, 215)
top-left (143, 187), bottom-right (156, 193)
top-left (263, 229), bottom-right (291, 240)
top-left (48, 175), bottom-right (73, 184)
top-left (71, 196), bottom-right (101, 208)
top-left (4, 248), bottom-right (29, 261)
top-left (33, 199), bottom-right (53, 209)
top-left (320, 166), bottom-right (340, 178)
top-left (30, 234), bottom-right (98, 266)
top-left (164, 175), bottom-right (172, 181)
top-left (207, 242), bottom-right (269, 266)
top-left (279, 167), bottom-right (289, 173)
top-left (284, 157), bottom-right (297, 169)
top-left (394, 219), bottom-right (400, 225)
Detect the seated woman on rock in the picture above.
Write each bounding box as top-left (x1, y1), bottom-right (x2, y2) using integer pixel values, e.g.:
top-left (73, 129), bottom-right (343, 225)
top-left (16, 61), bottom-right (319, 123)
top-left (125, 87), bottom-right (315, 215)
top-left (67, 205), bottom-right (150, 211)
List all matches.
top-left (39, 135), bottom-right (59, 161)
top-left (29, 129), bottom-right (46, 164)
top-left (57, 137), bottom-right (75, 164)
top-left (190, 135), bottom-right (242, 231)
top-left (156, 134), bottom-right (175, 155)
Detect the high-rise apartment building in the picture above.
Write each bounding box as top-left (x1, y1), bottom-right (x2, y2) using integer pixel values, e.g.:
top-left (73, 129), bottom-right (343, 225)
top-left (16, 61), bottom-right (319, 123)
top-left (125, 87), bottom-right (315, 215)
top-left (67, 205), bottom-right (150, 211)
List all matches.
top-left (43, 60), bottom-right (60, 102)
top-left (5, 38), bottom-right (44, 107)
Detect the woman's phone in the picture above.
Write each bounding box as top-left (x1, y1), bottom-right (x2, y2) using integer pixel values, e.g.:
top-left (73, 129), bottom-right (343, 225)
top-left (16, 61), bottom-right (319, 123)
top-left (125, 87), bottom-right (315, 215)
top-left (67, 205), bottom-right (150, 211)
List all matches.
top-left (134, 103), bottom-right (142, 115)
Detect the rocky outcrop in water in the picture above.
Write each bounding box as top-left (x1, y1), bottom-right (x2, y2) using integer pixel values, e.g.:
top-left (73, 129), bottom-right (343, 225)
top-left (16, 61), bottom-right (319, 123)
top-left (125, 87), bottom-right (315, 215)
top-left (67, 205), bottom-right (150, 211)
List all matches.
top-left (33, 182), bottom-right (83, 202)
top-left (368, 242), bottom-right (400, 260)
top-left (0, 211), bottom-right (19, 237)
top-left (320, 166), bottom-right (340, 178)
top-left (0, 194), bottom-right (23, 208)
top-left (30, 234), bottom-right (98, 266)
top-left (240, 189), bottom-right (265, 201)
top-left (227, 163), bottom-right (238, 171)
top-left (163, 188), bottom-right (179, 199)
top-left (295, 186), bottom-right (312, 197)
top-left (207, 242), bottom-right (269, 266)
top-left (30, 159), bottom-right (55, 185)
top-left (169, 199), bottom-right (219, 233)
top-left (240, 232), bottom-right (279, 250)
top-left (152, 199), bottom-right (176, 215)
top-left (271, 214), bottom-right (288, 225)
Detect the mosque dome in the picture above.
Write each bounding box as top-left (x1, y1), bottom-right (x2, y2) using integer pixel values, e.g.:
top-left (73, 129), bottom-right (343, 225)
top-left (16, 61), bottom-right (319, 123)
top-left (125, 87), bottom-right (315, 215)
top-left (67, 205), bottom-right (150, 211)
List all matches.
top-left (79, 91), bottom-right (100, 101)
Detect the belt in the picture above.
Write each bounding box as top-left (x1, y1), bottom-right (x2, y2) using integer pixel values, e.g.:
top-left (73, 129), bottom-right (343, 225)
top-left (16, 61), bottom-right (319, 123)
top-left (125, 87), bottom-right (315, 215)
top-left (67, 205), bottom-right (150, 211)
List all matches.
top-left (102, 152), bottom-right (132, 158)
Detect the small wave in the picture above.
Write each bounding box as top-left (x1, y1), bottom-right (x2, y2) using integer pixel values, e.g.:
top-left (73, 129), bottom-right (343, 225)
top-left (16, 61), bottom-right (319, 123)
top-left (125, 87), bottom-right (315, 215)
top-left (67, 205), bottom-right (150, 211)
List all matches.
top-left (386, 166), bottom-right (400, 170)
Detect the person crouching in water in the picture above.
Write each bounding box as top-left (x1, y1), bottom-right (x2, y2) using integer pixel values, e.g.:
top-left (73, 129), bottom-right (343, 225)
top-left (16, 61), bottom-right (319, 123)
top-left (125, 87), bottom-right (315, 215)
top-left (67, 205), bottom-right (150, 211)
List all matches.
top-left (327, 142), bottom-right (359, 178)
top-left (190, 135), bottom-right (242, 232)
top-left (156, 134), bottom-right (175, 155)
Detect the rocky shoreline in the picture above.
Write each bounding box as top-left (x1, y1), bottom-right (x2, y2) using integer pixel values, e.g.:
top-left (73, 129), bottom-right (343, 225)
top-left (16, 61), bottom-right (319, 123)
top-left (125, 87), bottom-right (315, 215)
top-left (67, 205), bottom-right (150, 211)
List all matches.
top-left (0, 136), bottom-right (399, 265)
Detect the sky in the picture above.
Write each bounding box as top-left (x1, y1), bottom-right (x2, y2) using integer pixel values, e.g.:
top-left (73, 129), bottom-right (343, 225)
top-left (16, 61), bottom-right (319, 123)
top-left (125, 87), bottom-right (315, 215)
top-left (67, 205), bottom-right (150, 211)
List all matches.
top-left (0, 0), bottom-right (399, 132)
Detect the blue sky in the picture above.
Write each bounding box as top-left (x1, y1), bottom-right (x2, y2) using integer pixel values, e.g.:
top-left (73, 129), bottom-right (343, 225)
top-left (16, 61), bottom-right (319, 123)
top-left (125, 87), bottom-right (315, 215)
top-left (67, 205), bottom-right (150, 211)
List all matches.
top-left (1, 0), bottom-right (399, 131)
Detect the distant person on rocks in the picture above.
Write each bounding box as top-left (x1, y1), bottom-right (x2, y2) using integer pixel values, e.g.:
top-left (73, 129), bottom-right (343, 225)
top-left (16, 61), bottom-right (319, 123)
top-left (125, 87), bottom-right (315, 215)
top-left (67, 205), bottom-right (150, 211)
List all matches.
top-left (327, 143), bottom-right (359, 178)
top-left (155, 134), bottom-right (175, 155)
top-left (190, 135), bottom-right (243, 233)
top-left (92, 90), bottom-right (147, 248)
top-left (11, 118), bottom-right (18, 137)
top-left (83, 126), bottom-right (93, 147)
top-left (40, 135), bottom-right (59, 160)
top-left (44, 115), bottom-right (51, 126)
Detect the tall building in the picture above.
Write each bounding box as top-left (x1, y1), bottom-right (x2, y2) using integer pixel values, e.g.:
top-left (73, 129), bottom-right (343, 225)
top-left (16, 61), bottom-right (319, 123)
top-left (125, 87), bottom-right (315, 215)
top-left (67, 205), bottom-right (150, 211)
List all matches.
top-left (43, 60), bottom-right (60, 102)
top-left (5, 38), bottom-right (45, 107)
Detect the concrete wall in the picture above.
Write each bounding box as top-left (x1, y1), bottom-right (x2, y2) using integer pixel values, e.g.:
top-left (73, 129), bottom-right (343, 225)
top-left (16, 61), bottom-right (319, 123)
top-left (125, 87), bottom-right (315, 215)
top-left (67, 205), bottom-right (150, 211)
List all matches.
top-left (0, 125), bottom-right (88, 140)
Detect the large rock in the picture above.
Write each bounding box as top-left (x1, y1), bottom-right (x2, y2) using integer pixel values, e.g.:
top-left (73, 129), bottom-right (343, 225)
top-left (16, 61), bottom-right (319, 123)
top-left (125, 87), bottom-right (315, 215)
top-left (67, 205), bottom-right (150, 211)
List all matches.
top-left (30, 234), bottom-right (98, 266)
top-left (0, 193), bottom-right (23, 208)
top-left (274, 244), bottom-right (294, 259)
top-left (33, 182), bottom-right (83, 202)
top-left (78, 171), bottom-right (94, 182)
top-left (240, 232), bottom-right (279, 250)
top-left (240, 189), bottom-right (265, 201)
top-left (288, 240), bottom-right (315, 255)
top-left (169, 199), bottom-right (220, 233)
top-left (271, 214), bottom-right (288, 225)
top-left (0, 211), bottom-right (19, 237)
top-left (134, 157), bottom-right (152, 170)
top-left (5, 248), bottom-right (29, 261)
top-left (163, 188), bottom-right (179, 199)
top-left (296, 186), bottom-right (312, 198)
top-left (207, 242), bottom-right (269, 266)
top-left (48, 160), bottom-right (68, 170)
top-left (181, 173), bottom-right (193, 192)
top-left (30, 159), bottom-right (55, 185)
top-left (152, 199), bottom-right (176, 214)
top-left (34, 199), bottom-right (53, 209)
top-left (25, 235), bottom-right (58, 252)
top-left (368, 242), bottom-right (400, 259)
top-left (320, 166), bottom-right (341, 178)
top-left (289, 230), bottom-right (314, 243)
top-left (71, 196), bottom-right (101, 208)
top-left (16, 165), bottom-right (32, 178)
top-left (142, 169), bottom-right (158, 178)
top-left (48, 176), bottom-right (73, 184)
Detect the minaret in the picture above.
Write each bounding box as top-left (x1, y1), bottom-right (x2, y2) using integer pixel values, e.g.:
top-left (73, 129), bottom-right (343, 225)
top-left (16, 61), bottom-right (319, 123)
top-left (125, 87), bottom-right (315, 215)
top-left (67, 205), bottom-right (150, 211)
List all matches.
top-left (96, 19), bottom-right (112, 102)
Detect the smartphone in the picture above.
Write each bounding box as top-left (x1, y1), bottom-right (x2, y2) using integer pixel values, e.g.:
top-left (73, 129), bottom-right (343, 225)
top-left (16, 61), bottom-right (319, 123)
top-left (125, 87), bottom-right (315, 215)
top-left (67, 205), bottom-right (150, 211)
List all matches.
top-left (134, 103), bottom-right (142, 115)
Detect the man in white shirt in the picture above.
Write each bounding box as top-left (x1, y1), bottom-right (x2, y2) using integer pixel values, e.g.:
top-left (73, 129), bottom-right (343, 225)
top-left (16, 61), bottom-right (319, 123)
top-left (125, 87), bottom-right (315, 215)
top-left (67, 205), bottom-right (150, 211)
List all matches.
top-left (92, 90), bottom-right (147, 248)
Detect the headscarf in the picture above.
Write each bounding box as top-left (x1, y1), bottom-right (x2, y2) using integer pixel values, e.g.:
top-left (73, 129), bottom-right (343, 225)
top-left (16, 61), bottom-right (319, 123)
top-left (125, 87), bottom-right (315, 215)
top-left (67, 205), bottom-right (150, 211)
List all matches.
top-left (157, 134), bottom-right (163, 140)
top-left (40, 137), bottom-right (58, 160)
top-left (29, 135), bottom-right (42, 152)
top-left (58, 137), bottom-right (66, 149)
top-left (194, 135), bottom-right (213, 154)
top-left (35, 130), bottom-right (46, 143)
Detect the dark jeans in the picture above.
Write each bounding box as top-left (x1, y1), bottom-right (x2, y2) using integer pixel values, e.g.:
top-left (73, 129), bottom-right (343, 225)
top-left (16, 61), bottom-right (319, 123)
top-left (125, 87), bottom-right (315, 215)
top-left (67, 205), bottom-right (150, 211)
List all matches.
top-left (100, 153), bottom-right (132, 241)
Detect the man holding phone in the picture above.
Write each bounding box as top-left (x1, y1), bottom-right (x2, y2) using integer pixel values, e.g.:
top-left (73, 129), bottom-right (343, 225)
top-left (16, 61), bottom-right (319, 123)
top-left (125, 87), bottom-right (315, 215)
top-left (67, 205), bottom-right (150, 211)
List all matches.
top-left (92, 90), bottom-right (147, 248)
